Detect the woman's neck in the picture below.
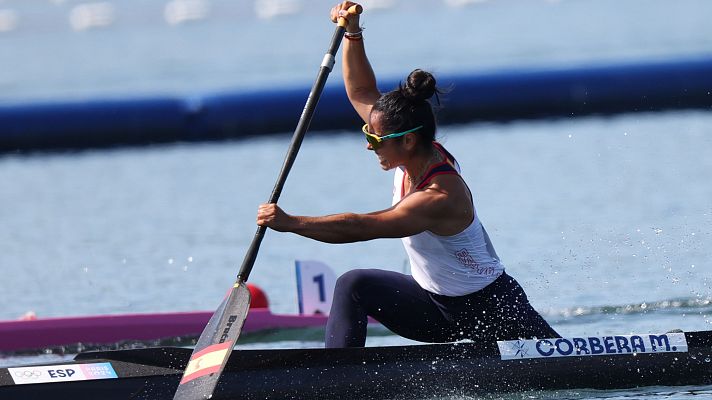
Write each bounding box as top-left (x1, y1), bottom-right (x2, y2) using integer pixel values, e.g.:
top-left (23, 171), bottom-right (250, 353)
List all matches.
top-left (405, 146), bottom-right (440, 188)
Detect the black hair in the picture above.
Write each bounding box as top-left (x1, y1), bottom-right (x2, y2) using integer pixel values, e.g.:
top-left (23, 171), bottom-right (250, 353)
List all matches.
top-left (371, 69), bottom-right (441, 150)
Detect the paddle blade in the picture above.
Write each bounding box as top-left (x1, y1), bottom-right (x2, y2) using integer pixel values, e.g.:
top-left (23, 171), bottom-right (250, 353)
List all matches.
top-left (173, 282), bottom-right (251, 400)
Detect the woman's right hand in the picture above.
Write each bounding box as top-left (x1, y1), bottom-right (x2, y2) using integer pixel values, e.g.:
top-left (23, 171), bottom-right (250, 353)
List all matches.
top-left (330, 1), bottom-right (361, 33)
top-left (256, 203), bottom-right (294, 232)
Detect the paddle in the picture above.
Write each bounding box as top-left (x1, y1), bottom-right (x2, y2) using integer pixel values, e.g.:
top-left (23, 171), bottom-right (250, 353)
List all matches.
top-left (172, 5), bottom-right (362, 400)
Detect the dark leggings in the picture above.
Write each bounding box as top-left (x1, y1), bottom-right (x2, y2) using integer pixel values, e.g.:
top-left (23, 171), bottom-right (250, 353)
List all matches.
top-left (325, 269), bottom-right (560, 348)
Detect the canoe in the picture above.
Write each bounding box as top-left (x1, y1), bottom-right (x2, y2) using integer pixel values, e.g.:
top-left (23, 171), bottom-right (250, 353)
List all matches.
top-left (1, 330), bottom-right (710, 399)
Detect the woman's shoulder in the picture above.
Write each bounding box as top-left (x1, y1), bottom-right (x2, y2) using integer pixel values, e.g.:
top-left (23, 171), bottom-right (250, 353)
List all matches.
top-left (426, 172), bottom-right (466, 191)
top-left (424, 171), bottom-right (472, 209)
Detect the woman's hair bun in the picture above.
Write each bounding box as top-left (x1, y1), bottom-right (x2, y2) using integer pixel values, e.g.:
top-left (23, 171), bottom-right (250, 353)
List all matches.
top-left (401, 69), bottom-right (437, 102)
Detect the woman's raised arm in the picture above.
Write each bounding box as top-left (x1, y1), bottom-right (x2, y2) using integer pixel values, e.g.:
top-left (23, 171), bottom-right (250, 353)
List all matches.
top-left (331, 2), bottom-right (380, 123)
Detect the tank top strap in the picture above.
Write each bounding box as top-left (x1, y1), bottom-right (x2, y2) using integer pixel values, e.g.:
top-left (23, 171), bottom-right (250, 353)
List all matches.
top-left (415, 142), bottom-right (460, 190)
top-left (433, 141), bottom-right (457, 164)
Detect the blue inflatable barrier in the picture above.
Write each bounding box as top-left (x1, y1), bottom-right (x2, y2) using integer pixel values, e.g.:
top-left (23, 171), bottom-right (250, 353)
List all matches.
top-left (0, 97), bottom-right (189, 152)
top-left (186, 86), bottom-right (358, 141)
top-left (1, 57), bottom-right (711, 152)
top-left (437, 57), bottom-right (712, 122)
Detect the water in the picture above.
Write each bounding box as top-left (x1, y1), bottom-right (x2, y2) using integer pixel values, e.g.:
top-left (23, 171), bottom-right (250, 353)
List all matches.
top-left (1, 109), bottom-right (711, 324)
top-left (1, 0), bottom-right (712, 398)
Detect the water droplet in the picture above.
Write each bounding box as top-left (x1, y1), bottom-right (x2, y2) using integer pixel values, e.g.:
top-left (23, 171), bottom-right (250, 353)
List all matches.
top-left (187, 256), bottom-right (193, 262)
top-left (168, 258), bottom-right (174, 265)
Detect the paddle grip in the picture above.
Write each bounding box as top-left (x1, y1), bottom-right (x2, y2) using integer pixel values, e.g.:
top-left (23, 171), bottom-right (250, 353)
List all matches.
top-left (338, 4), bottom-right (363, 28)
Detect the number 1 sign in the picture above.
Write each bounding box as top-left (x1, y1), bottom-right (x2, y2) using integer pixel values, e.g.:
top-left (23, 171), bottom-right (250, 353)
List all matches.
top-left (295, 260), bottom-right (336, 315)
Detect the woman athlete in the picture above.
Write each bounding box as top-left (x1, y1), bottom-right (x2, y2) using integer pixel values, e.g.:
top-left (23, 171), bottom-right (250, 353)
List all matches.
top-left (257, 1), bottom-right (559, 348)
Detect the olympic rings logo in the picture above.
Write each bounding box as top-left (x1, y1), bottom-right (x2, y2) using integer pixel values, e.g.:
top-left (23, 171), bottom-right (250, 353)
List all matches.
top-left (13, 370), bottom-right (42, 379)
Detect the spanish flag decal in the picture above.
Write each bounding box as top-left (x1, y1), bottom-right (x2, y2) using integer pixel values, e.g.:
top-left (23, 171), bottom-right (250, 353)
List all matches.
top-left (179, 341), bottom-right (234, 384)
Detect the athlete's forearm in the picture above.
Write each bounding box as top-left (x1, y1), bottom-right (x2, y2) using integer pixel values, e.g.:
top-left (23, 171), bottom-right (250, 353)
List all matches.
top-left (343, 39), bottom-right (376, 96)
top-left (289, 212), bottom-right (376, 244)
top-left (342, 38), bottom-right (378, 121)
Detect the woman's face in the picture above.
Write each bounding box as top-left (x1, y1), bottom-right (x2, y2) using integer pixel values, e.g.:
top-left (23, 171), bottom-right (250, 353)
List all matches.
top-left (367, 111), bottom-right (407, 171)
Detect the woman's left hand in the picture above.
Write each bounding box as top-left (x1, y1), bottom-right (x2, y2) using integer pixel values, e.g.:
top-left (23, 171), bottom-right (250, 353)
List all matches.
top-left (330, 1), bottom-right (361, 33)
top-left (257, 203), bottom-right (294, 232)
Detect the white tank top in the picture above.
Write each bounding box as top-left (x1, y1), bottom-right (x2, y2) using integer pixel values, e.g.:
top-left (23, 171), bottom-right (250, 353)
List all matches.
top-left (392, 143), bottom-right (504, 296)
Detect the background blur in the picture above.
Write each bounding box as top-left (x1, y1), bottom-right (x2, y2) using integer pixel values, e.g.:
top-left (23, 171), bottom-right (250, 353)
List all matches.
top-left (2, 0), bottom-right (711, 103)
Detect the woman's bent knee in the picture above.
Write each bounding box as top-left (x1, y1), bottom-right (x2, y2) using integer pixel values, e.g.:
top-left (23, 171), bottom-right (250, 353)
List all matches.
top-left (334, 269), bottom-right (382, 295)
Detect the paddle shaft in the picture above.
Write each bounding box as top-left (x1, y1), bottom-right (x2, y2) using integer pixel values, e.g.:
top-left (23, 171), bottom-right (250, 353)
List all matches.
top-left (236, 7), bottom-right (359, 283)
